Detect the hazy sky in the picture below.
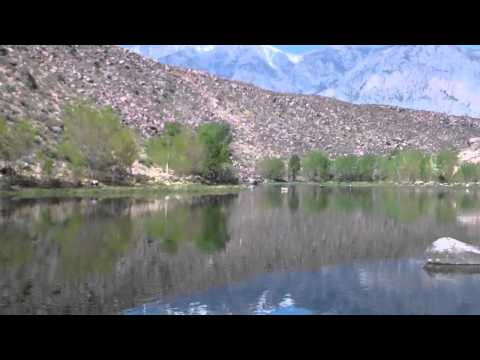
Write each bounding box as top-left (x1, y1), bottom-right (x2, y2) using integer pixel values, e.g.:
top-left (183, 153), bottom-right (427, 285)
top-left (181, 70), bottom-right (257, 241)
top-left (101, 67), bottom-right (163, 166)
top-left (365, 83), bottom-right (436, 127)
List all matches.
top-left (273, 45), bottom-right (480, 54)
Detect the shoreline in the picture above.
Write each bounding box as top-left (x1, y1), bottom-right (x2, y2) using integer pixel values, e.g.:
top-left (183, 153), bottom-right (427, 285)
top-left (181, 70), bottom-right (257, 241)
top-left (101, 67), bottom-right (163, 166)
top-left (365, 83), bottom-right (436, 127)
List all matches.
top-left (0, 183), bottom-right (247, 199)
top-left (2, 180), bottom-right (480, 199)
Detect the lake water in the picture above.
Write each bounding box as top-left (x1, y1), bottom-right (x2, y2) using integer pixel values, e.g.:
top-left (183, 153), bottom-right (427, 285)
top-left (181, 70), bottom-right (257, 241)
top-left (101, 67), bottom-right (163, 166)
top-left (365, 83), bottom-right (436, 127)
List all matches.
top-left (2, 185), bottom-right (480, 315)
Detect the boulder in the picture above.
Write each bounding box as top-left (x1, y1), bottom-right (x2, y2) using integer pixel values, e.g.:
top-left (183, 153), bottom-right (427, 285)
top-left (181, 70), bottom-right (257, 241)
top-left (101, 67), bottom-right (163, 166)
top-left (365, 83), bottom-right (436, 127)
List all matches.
top-left (247, 177), bottom-right (258, 186)
top-left (468, 137), bottom-right (480, 146)
top-left (425, 237), bottom-right (480, 265)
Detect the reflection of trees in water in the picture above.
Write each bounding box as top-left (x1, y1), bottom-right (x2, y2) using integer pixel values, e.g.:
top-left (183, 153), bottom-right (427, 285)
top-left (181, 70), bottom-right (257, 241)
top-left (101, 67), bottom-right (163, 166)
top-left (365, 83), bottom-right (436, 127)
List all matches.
top-left (263, 186), bottom-right (445, 222)
top-left (0, 194), bottom-right (239, 314)
top-left (300, 186), bottom-right (330, 214)
top-left (287, 187), bottom-right (299, 213)
top-left (3, 187), bottom-right (480, 314)
top-left (280, 186), bottom-right (480, 224)
top-left (262, 187), bottom-right (283, 209)
top-left (0, 202), bottom-right (136, 278)
top-left (144, 194), bottom-right (237, 254)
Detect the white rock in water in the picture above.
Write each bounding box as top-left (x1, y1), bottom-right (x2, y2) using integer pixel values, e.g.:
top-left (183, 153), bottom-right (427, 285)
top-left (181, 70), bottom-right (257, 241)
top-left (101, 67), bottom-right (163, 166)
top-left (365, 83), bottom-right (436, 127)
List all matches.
top-left (425, 237), bottom-right (480, 265)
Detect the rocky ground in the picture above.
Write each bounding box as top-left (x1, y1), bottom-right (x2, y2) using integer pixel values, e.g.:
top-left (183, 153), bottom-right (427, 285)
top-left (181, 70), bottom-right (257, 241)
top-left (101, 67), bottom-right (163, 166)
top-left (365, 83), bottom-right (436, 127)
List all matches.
top-left (2, 45), bottom-right (480, 183)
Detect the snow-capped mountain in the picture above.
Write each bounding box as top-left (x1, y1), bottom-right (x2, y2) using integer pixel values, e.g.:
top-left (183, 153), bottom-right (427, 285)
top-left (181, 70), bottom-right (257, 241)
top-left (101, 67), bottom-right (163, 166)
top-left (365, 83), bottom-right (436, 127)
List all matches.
top-left (124, 45), bottom-right (301, 93)
top-left (122, 45), bottom-right (480, 117)
top-left (328, 45), bottom-right (480, 116)
top-left (292, 45), bottom-right (374, 94)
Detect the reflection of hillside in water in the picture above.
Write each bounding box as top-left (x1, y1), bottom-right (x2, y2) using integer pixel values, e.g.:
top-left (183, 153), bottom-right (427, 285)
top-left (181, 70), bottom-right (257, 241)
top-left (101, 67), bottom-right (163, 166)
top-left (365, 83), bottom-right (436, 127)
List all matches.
top-left (2, 186), bottom-right (480, 314)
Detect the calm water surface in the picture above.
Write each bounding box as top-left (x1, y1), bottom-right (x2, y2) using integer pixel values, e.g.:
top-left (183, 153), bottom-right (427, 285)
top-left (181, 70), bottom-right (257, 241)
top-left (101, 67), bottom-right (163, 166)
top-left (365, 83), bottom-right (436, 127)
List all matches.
top-left (2, 185), bottom-right (480, 315)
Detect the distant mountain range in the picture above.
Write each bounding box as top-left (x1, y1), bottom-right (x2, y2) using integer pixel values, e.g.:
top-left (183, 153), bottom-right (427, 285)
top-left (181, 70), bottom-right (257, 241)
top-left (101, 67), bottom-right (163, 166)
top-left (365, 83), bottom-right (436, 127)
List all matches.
top-left (123, 45), bottom-right (480, 118)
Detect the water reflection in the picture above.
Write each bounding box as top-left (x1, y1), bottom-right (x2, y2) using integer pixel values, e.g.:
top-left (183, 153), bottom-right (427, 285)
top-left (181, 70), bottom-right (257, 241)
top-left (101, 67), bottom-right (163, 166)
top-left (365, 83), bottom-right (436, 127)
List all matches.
top-left (123, 259), bottom-right (480, 315)
top-left (144, 195), bottom-right (235, 254)
top-left (2, 186), bottom-right (480, 314)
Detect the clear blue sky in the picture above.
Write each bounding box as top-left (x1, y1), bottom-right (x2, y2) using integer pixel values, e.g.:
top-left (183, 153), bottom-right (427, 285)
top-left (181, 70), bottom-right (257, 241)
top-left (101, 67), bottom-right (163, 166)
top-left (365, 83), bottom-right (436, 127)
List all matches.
top-left (273, 45), bottom-right (480, 54)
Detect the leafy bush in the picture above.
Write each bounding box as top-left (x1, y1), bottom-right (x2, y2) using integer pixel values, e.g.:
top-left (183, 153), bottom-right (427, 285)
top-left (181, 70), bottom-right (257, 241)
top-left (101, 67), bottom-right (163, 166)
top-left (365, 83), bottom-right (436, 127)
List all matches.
top-left (257, 157), bottom-right (285, 181)
top-left (436, 150), bottom-right (458, 183)
top-left (0, 117), bottom-right (37, 162)
top-left (59, 103), bottom-right (139, 179)
top-left (460, 163), bottom-right (480, 182)
top-left (146, 122), bottom-right (205, 175)
top-left (197, 122), bottom-right (234, 182)
top-left (302, 151), bottom-right (331, 182)
top-left (333, 155), bottom-right (359, 181)
top-left (288, 154), bottom-right (301, 181)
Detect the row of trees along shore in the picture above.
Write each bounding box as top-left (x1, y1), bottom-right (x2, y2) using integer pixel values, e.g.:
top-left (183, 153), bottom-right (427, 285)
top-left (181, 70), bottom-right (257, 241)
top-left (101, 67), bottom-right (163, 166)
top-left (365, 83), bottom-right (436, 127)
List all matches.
top-left (257, 150), bottom-right (480, 184)
top-left (0, 103), bottom-right (236, 185)
top-left (2, 102), bottom-right (479, 186)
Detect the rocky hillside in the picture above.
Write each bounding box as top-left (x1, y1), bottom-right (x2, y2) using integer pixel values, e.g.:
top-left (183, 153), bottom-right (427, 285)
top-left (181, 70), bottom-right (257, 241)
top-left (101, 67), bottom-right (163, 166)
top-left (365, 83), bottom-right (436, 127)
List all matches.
top-left (2, 45), bottom-right (480, 181)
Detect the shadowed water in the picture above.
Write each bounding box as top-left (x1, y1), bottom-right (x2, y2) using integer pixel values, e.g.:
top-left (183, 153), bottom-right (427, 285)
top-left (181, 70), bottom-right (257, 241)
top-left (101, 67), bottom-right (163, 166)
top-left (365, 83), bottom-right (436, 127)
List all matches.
top-left (2, 185), bottom-right (480, 315)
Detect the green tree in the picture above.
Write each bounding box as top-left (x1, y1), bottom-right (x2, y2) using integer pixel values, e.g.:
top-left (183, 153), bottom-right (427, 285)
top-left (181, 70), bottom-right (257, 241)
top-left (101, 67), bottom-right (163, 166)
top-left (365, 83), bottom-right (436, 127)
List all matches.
top-left (357, 154), bottom-right (378, 181)
top-left (394, 150), bottom-right (427, 182)
top-left (288, 154), bottom-right (301, 181)
top-left (59, 103), bottom-right (139, 179)
top-left (257, 157), bottom-right (285, 181)
top-left (419, 153), bottom-right (434, 181)
top-left (302, 151), bottom-right (331, 182)
top-left (334, 155), bottom-right (359, 181)
top-left (436, 150), bottom-right (458, 183)
top-left (197, 122), bottom-right (234, 182)
top-left (146, 123), bottom-right (205, 176)
top-left (375, 155), bottom-right (396, 181)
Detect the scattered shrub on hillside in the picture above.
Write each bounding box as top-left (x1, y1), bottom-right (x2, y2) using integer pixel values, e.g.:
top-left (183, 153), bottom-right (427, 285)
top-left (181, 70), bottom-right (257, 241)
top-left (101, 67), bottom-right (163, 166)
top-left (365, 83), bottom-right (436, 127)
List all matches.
top-left (0, 117), bottom-right (37, 162)
top-left (288, 154), bottom-right (301, 181)
top-left (197, 121), bottom-right (234, 182)
top-left (302, 151), bottom-right (331, 182)
top-left (333, 155), bottom-right (359, 181)
top-left (146, 122), bottom-right (205, 175)
top-left (257, 157), bottom-right (285, 181)
top-left (42, 157), bottom-right (54, 177)
top-left (59, 103), bottom-right (139, 179)
top-left (36, 152), bottom-right (54, 177)
top-left (436, 150), bottom-right (458, 183)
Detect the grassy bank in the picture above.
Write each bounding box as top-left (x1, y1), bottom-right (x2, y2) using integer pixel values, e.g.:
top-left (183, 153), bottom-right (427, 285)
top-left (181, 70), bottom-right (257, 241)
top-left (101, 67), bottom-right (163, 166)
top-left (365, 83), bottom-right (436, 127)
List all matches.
top-left (0, 183), bottom-right (246, 199)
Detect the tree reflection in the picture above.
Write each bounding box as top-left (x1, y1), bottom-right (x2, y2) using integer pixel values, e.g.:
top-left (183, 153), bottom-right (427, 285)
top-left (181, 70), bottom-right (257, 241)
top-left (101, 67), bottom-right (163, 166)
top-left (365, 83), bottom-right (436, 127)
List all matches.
top-left (262, 187), bottom-right (284, 209)
top-left (287, 187), bottom-right (300, 213)
top-left (301, 186), bottom-right (330, 214)
top-left (144, 194), bottom-right (237, 255)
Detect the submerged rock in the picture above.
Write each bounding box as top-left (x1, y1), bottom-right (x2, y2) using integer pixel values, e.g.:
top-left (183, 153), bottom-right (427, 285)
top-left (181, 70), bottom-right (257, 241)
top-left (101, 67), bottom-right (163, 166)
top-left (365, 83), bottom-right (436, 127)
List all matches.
top-left (425, 237), bottom-right (480, 265)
